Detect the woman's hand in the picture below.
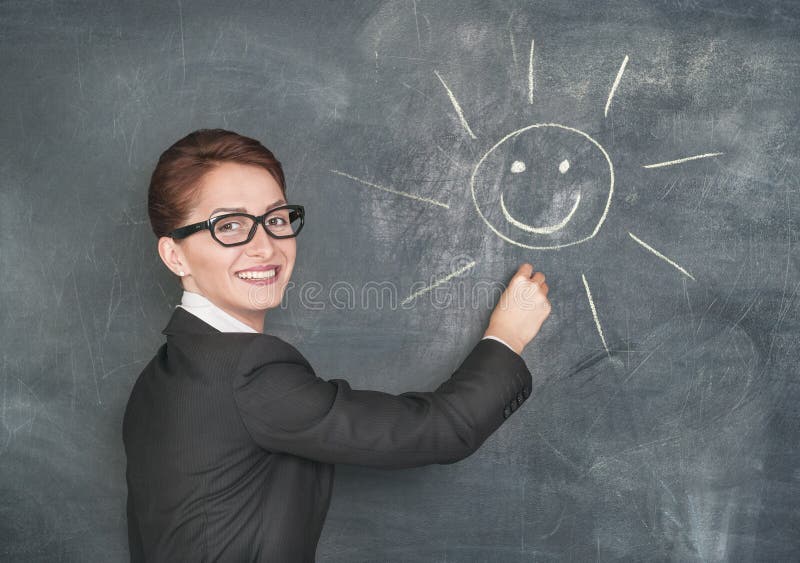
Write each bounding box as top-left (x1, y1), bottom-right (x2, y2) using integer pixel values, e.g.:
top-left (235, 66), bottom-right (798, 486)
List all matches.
top-left (483, 263), bottom-right (551, 355)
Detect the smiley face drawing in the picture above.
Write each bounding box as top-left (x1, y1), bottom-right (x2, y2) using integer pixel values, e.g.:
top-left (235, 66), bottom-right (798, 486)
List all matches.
top-left (333, 52), bottom-right (717, 332)
top-left (470, 123), bottom-right (614, 250)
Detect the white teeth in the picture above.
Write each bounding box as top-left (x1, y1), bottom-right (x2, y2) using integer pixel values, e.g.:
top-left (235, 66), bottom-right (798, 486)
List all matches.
top-left (237, 269), bottom-right (277, 280)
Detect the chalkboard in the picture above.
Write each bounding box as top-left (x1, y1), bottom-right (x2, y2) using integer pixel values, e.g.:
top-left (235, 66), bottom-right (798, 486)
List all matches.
top-left (2, 0), bottom-right (798, 561)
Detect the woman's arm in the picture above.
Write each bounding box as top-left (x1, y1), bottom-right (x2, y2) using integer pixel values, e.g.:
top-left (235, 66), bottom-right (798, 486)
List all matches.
top-left (231, 263), bottom-right (549, 468)
top-left (231, 336), bottom-right (531, 468)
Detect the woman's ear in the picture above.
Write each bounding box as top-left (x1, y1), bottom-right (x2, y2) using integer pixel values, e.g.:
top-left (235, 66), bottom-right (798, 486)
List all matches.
top-left (157, 237), bottom-right (188, 278)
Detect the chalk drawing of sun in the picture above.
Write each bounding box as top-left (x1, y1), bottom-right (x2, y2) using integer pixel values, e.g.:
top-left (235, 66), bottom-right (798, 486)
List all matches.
top-left (331, 43), bottom-right (722, 356)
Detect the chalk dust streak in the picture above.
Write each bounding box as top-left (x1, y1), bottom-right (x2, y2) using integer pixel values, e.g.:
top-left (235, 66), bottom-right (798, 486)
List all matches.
top-left (401, 261), bottom-right (476, 305)
top-left (582, 273), bottom-right (610, 356)
top-left (604, 55), bottom-right (628, 117)
top-left (434, 70), bottom-right (477, 139)
top-left (628, 232), bottom-right (696, 280)
top-left (331, 170), bottom-right (449, 209)
top-left (643, 152), bottom-right (723, 169)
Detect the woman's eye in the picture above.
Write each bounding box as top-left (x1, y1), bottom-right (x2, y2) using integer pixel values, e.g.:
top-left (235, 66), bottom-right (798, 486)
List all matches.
top-left (218, 221), bottom-right (242, 232)
top-left (267, 216), bottom-right (287, 226)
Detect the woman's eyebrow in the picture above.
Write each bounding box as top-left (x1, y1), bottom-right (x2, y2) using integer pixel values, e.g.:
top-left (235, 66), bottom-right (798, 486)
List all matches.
top-left (266, 198), bottom-right (287, 210)
top-left (209, 199), bottom-right (286, 216)
top-left (210, 206), bottom-right (247, 215)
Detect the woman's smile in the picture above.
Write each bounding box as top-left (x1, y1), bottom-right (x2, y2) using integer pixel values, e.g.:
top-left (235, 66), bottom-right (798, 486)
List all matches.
top-left (235, 265), bottom-right (281, 284)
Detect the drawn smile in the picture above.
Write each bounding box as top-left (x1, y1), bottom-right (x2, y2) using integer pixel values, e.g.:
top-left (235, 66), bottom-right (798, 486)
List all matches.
top-left (499, 190), bottom-right (582, 234)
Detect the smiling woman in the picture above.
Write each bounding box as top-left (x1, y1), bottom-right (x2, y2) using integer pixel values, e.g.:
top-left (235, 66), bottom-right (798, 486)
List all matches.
top-left (148, 132), bottom-right (299, 331)
top-left (156, 161), bottom-right (300, 331)
top-left (122, 128), bottom-right (552, 562)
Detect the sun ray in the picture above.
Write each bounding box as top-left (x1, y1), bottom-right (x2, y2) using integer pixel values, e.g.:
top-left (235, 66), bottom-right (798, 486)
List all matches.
top-left (434, 70), bottom-right (477, 139)
top-left (642, 152), bottom-right (724, 169)
top-left (628, 232), bottom-right (696, 280)
top-left (528, 38), bottom-right (535, 105)
top-left (604, 54), bottom-right (629, 118)
top-left (331, 170), bottom-right (450, 208)
top-left (401, 260), bottom-right (477, 305)
top-left (581, 273), bottom-right (610, 356)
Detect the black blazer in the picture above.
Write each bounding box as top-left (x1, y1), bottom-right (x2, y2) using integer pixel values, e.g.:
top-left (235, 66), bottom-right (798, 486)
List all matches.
top-left (123, 307), bottom-right (532, 562)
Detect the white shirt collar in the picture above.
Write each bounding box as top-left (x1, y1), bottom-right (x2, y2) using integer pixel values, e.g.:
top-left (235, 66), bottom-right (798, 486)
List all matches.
top-left (177, 290), bottom-right (258, 333)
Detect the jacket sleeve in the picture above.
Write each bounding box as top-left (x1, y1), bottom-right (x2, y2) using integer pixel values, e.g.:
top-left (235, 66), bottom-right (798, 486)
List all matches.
top-left (231, 336), bottom-right (532, 468)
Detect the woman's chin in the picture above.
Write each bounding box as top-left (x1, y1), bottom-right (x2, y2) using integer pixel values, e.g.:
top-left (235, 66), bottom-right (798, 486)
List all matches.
top-left (239, 282), bottom-right (286, 311)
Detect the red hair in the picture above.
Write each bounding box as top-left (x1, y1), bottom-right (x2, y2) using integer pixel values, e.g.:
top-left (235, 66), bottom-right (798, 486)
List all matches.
top-left (148, 129), bottom-right (286, 238)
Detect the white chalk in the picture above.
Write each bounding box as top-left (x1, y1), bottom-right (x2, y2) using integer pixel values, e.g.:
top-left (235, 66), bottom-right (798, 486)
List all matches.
top-left (469, 123), bottom-right (614, 250)
top-left (582, 273), bottom-right (610, 356)
top-left (511, 160), bottom-right (526, 173)
top-left (642, 152), bottom-right (723, 169)
top-left (528, 38), bottom-right (535, 105)
top-left (434, 70), bottom-right (477, 139)
top-left (499, 191), bottom-right (581, 234)
top-left (604, 55), bottom-right (629, 118)
top-left (331, 169), bottom-right (450, 209)
top-left (401, 260), bottom-right (476, 305)
top-left (628, 232), bottom-right (696, 280)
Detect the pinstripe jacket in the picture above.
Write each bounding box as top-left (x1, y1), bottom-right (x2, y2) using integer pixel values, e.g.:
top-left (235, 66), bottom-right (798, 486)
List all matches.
top-left (123, 307), bottom-right (532, 562)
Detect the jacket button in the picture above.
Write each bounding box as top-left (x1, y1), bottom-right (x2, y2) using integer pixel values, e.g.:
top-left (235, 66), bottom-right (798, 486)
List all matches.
top-left (503, 406), bottom-right (511, 419)
top-left (516, 392), bottom-right (524, 405)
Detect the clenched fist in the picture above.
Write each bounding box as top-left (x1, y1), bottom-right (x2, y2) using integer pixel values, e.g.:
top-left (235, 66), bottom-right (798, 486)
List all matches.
top-left (483, 263), bottom-right (551, 355)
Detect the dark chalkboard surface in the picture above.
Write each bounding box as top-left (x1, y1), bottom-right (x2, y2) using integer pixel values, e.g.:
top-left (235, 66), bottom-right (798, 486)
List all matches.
top-left (2, 1), bottom-right (798, 561)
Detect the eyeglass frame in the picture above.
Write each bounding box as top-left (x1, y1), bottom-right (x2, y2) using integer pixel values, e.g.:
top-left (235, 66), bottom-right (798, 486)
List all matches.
top-left (168, 204), bottom-right (305, 247)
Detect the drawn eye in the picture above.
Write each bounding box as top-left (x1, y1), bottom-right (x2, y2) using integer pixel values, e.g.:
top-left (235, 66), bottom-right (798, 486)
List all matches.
top-left (559, 159), bottom-right (570, 174)
top-left (510, 160), bottom-right (526, 173)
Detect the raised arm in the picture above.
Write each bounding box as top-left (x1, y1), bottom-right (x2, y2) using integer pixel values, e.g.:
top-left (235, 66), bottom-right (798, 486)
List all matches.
top-left (232, 263), bottom-right (551, 468)
top-left (232, 336), bottom-right (530, 468)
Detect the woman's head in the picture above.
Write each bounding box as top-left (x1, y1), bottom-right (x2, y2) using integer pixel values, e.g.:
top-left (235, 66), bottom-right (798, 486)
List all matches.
top-left (149, 129), bottom-right (299, 331)
top-left (148, 128), bottom-right (286, 238)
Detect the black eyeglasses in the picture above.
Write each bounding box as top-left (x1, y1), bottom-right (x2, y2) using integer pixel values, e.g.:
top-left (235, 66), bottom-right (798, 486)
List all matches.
top-left (169, 204), bottom-right (305, 247)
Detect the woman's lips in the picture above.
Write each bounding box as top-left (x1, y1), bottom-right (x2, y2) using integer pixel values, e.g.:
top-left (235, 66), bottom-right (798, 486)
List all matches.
top-left (235, 265), bottom-right (280, 284)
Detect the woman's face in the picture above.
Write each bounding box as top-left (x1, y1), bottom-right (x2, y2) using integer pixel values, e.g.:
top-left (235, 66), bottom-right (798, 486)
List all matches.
top-left (160, 161), bottom-right (297, 331)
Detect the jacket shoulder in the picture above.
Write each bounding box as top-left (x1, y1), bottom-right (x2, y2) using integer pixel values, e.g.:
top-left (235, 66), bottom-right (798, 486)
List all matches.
top-left (233, 333), bottom-right (313, 376)
top-left (161, 307), bottom-right (310, 374)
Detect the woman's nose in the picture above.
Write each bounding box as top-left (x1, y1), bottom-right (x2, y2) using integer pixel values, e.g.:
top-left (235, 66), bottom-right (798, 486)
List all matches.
top-left (245, 223), bottom-right (277, 256)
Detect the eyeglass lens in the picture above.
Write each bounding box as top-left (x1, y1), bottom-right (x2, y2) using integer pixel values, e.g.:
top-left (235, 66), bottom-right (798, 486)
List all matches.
top-left (213, 208), bottom-right (301, 244)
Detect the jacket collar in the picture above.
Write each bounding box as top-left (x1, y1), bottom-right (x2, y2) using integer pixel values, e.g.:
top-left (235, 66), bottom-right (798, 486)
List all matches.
top-left (162, 306), bottom-right (221, 336)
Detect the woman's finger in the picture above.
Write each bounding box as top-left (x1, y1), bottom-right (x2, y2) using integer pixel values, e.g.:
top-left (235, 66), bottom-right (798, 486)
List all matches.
top-left (515, 263), bottom-right (534, 281)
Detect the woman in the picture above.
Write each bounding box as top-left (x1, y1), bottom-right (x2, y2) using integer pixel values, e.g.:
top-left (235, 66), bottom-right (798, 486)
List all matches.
top-left (123, 129), bottom-right (551, 562)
